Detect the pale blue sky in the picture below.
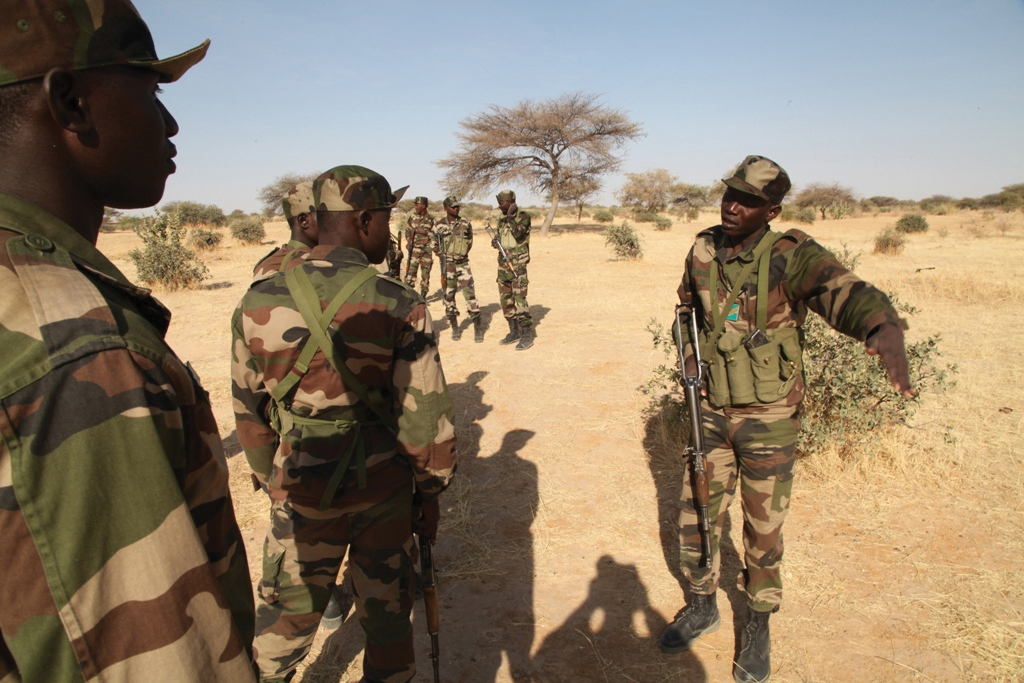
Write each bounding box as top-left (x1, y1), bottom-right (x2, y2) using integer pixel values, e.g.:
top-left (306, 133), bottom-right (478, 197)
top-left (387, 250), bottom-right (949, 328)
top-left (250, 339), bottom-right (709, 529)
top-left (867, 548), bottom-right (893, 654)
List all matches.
top-left (137, 0), bottom-right (1024, 213)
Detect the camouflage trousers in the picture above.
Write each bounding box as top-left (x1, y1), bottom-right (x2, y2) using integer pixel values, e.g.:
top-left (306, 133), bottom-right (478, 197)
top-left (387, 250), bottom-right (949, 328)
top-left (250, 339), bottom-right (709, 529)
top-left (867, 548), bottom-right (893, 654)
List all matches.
top-left (497, 265), bottom-right (530, 325)
top-left (253, 487), bottom-right (416, 683)
top-left (403, 246), bottom-right (433, 297)
top-left (443, 258), bottom-right (480, 319)
top-left (678, 399), bottom-right (799, 612)
top-left (386, 249), bottom-right (402, 280)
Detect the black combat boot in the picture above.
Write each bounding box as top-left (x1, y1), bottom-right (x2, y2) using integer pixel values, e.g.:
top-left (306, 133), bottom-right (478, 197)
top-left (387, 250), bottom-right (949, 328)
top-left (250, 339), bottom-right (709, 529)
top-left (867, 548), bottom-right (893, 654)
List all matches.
top-left (473, 316), bottom-right (484, 343)
top-left (448, 315), bottom-right (461, 341)
top-left (499, 319), bottom-right (520, 345)
top-left (658, 592), bottom-right (721, 653)
top-left (515, 323), bottom-right (535, 350)
top-left (733, 606), bottom-right (777, 683)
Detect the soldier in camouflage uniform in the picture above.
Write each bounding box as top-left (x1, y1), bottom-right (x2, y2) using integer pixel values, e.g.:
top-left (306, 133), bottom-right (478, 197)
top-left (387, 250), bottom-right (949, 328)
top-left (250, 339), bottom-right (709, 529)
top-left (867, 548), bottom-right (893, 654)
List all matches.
top-left (493, 189), bottom-right (535, 350)
top-left (0, 2), bottom-right (256, 680)
top-left (403, 196), bottom-right (434, 298)
top-left (232, 165), bottom-right (458, 683)
top-left (385, 227), bottom-right (403, 279)
top-left (435, 195), bottom-right (483, 342)
top-left (661, 156), bottom-right (915, 683)
top-left (252, 181), bottom-right (319, 280)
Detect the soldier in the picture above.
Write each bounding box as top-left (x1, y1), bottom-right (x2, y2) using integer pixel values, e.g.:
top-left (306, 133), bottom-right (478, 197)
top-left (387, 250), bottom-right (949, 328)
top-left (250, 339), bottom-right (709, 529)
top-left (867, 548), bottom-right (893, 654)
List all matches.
top-left (0, 1), bottom-right (255, 680)
top-left (435, 195), bottom-right (483, 342)
top-left (231, 165), bottom-right (458, 683)
top-left (252, 180), bottom-right (318, 280)
top-left (385, 223), bottom-right (403, 279)
top-left (493, 189), bottom-right (535, 350)
top-left (662, 155), bottom-right (915, 683)
top-left (403, 195), bottom-right (435, 298)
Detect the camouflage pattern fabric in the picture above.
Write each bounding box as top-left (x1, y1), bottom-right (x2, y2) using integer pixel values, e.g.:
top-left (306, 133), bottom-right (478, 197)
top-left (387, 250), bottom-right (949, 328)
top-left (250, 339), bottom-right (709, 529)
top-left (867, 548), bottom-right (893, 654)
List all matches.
top-left (312, 166), bottom-right (407, 212)
top-left (385, 232), bottom-right (402, 279)
top-left (231, 243), bottom-right (457, 680)
top-left (0, 0), bottom-right (209, 86)
top-left (252, 240), bottom-right (311, 283)
top-left (0, 193), bottom-right (255, 681)
top-left (676, 223), bottom-right (904, 611)
top-left (435, 215), bottom-right (480, 319)
top-left (496, 207), bottom-right (531, 325)
top-left (678, 399), bottom-right (799, 611)
top-left (403, 213), bottom-right (435, 296)
top-left (254, 487), bottom-right (415, 683)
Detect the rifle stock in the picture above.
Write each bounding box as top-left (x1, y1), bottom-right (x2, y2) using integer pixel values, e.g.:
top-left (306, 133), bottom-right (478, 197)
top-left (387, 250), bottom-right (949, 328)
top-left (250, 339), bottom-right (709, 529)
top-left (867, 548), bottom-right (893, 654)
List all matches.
top-left (419, 535), bottom-right (441, 683)
top-left (674, 305), bottom-right (714, 567)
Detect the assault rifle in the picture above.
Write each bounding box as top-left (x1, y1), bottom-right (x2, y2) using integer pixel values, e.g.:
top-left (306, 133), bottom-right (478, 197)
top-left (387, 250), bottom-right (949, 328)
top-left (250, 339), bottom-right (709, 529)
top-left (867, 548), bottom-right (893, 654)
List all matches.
top-left (403, 224), bottom-right (416, 280)
top-left (435, 231), bottom-right (448, 293)
top-left (419, 535), bottom-right (441, 683)
top-left (673, 303), bottom-right (713, 567)
top-left (484, 221), bottom-right (522, 281)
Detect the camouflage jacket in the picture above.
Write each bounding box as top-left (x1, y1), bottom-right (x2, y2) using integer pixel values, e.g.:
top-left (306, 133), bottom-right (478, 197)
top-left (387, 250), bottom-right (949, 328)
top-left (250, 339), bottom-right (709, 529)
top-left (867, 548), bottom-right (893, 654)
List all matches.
top-left (434, 216), bottom-right (473, 262)
top-left (496, 207), bottom-right (530, 266)
top-left (231, 245), bottom-right (457, 513)
top-left (251, 239), bottom-right (310, 283)
top-left (0, 194), bottom-right (255, 681)
top-left (678, 225), bottom-right (904, 406)
top-left (405, 213), bottom-right (435, 251)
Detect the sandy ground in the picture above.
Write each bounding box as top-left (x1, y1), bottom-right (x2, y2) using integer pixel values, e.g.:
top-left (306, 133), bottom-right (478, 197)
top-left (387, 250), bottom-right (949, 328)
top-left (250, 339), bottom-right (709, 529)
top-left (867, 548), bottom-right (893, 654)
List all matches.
top-left (100, 208), bottom-right (1024, 682)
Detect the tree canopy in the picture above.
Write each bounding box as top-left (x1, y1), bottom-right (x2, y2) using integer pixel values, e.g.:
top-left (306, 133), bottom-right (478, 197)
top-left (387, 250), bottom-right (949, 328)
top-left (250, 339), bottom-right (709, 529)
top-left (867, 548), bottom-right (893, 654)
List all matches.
top-left (437, 92), bottom-right (643, 236)
top-left (257, 171), bottom-right (320, 217)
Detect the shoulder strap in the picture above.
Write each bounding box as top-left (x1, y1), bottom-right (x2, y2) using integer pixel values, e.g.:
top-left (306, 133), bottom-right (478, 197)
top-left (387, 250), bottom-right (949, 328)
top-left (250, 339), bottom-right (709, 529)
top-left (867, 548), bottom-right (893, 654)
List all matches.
top-left (706, 230), bottom-right (781, 346)
top-left (271, 266), bottom-right (398, 432)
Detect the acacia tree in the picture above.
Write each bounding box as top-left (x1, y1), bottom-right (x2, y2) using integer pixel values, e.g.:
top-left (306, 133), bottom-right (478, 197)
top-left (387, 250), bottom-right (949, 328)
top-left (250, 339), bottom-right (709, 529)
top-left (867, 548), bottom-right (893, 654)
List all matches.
top-left (616, 168), bottom-right (679, 213)
top-left (257, 171), bottom-right (320, 217)
top-left (795, 183), bottom-right (857, 220)
top-left (437, 92), bottom-right (643, 237)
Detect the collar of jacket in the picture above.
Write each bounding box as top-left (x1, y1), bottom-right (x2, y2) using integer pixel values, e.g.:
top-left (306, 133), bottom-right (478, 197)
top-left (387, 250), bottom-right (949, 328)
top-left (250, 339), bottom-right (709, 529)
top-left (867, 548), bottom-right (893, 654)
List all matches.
top-left (306, 243), bottom-right (373, 266)
top-left (712, 224), bottom-right (772, 264)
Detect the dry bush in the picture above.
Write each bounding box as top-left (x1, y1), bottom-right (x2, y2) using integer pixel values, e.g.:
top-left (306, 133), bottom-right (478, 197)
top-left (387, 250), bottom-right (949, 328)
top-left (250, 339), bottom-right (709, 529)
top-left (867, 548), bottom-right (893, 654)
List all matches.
top-left (230, 216), bottom-right (266, 244)
top-left (189, 227), bottom-right (223, 251)
top-left (873, 227), bottom-right (906, 254)
top-left (895, 213), bottom-right (928, 233)
top-left (128, 210), bottom-right (209, 290)
top-left (604, 221), bottom-right (643, 259)
top-left (592, 208), bottom-right (614, 223)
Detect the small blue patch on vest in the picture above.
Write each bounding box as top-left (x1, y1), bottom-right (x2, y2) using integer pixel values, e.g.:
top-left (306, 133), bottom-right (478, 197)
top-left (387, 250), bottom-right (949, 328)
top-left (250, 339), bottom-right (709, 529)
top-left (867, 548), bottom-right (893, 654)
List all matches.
top-left (726, 303), bottom-right (740, 322)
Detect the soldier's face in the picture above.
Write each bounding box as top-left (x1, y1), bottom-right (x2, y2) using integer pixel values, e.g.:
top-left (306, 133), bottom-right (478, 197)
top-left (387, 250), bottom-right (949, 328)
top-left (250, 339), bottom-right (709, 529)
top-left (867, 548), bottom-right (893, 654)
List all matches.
top-left (497, 198), bottom-right (512, 215)
top-left (414, 203), bottom-right (427, 215)
top-left (720, 188), bottom-right (780, 242)
top-left (445, 204), bottom-right (460, 219)
top-left (77, 66), bottom-right (179, 209)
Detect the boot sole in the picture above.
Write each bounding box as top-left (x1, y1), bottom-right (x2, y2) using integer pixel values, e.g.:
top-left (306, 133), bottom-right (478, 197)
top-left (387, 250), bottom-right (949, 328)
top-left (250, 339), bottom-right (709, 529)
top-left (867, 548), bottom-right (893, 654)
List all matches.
top-left (658, 612), bottom-right (721, 654)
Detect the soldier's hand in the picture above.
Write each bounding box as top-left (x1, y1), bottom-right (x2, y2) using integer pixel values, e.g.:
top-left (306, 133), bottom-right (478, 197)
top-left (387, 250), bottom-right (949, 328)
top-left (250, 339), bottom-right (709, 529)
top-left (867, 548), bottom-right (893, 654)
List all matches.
top-left (491, 237), bottom-right (499, 249)
top-left (679, 356), bottom-right (707, 396)
top-left (866, 323), bottom-right (917, 397)
top-left (413, 497), bottom-right (440, 543)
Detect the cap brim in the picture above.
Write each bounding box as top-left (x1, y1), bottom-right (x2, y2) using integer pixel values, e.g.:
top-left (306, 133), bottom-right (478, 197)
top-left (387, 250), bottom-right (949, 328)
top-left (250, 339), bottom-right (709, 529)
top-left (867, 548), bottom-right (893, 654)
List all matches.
top-left (129, 39), bottom-right (210, 83)
top-left (391, 185), bottom-right (409, 205)
top-left (722, 177), bottom-right (771, 203)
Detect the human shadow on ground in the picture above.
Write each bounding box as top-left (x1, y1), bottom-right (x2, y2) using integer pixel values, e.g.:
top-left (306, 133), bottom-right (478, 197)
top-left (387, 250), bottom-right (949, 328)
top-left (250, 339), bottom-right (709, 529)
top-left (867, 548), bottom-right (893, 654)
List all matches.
top-left (438, 425), bottom-right (539, 682)
top-left (546, 222), bottom-right (610, 236)
top-left (532, 555), bottom-right (708, 682)
top-left (642, 403), bottom-right (746, 632)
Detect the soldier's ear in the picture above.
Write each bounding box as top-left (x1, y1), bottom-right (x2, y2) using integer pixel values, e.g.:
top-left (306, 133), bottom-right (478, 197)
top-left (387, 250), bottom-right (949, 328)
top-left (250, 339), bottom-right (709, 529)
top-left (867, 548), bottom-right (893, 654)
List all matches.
top-left (42, 68), bottom-right (92, 134)
top-left (766, 204), bottom-right (782, 222)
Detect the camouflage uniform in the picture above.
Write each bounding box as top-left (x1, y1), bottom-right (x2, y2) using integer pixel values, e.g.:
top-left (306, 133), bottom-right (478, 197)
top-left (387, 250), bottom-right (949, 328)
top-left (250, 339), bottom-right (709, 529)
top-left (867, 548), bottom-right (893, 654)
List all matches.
top-left (0, 193), bottom-right (256, 681)
top-left (232, 167), bottom-right (457, 683)
top-left (403, 207), bottom-right (435, 297)
top-left (386, 231), bottom-right (403, 279)
top-left (435, 214), bottom-right (480, 321)
top-left (495, 205), bottom-right (531, 326)
top-left (252, 240), bottom-right (310, 282)
top-left (677, 223), bottom-right (903, 612)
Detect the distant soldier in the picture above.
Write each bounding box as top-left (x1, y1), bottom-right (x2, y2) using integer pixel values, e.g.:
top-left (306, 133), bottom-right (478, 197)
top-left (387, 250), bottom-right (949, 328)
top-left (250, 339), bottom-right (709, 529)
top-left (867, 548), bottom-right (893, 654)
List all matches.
top-left (662, 155), bottom-right (915, 683)
top-left (493, 189), bottom-right (535, 350)
top-left (251, 180), bottom-right (318, 280)
top-left (232, 165), bottom-right (458, 683)
top-left (386, 223), bottom-right (403, 279)
top-left (404, 195), bottom-right (435, 298)
top-left (435, 195), bottom-right (483, 342)
top-left (0, 1), bottom-right (255, 680)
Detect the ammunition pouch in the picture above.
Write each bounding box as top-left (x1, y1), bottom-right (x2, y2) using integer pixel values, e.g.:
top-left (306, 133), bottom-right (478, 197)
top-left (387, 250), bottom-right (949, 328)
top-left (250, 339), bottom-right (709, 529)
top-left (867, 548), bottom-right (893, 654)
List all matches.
top-left (702, 327), bottom-right (802, 407)
top-left (446, 235), bottom-right (469, 257)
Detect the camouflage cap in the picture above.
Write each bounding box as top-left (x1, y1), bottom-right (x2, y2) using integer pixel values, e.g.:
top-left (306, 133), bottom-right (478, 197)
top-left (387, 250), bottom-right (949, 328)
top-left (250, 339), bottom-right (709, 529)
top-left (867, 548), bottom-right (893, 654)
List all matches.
top-left (312, 165), bottom-right (408, 212)
top-left (0, 0), bottom-right (210, 86)
top-left (281, 181), bottom-right (314, 221)
top-left (442, 195), bottom-right (461, 208)
top-left (413, 196), bottom-right (428, 206)
top-left (722, 155), bottom-right (791, 204)
top-left (496, 190), bottom-right (516, 202)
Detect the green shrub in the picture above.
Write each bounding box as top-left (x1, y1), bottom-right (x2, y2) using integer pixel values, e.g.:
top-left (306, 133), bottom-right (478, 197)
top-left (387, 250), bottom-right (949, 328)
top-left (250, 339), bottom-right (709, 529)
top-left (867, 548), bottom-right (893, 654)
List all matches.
top-left (685, 206), bottom-right (700, 222)
top-left (633, 211), bottom-right (659, 223)
top-left (160, 200), bottom-right (226, 227)
top-left (957, 198), bottom-right (979, 211)
top-left (593, 208), bottom-right (614, 223)
top-left (873, 227), bottom-right (906, 255)
top-left (129, 211), bottom-right (209, 290)
top-left (230, 216), bottom-right (266, 244)
top-left (189, 227), bottom-right (223, 251)
top-left (780, 205), bottom-right (815, 224)
top-left (653, 215), bottom-right (672, 231)
top-left (604, 221), bottom-right (643, 259)
top-left (641, 244), bottom-right (956, 459)
top-left (895, 213), bottom-right (928, 233)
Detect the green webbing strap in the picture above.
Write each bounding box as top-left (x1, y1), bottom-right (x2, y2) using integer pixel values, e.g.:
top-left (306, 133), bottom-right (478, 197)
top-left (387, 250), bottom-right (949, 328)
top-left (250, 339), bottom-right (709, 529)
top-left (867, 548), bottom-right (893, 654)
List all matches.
top-left (755, 234), bottom-right (776, 332)
top-left (706, 230), bottom-right (781, 350)
top-left (278, 249), bottom-right (296, 273)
